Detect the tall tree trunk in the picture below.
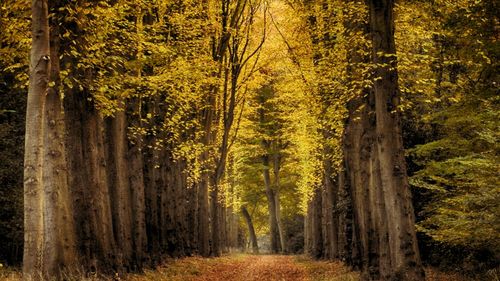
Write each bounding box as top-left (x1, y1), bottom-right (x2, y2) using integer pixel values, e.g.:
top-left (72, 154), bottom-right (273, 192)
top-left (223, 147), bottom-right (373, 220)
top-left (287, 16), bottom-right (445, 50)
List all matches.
top-left (172, 158), bottom-right (188, 257)
top-left (158, 150), bottom-right (171, 255)
top-left (219, 198), bottom-right (227, 253)
top-left (147, 150), bottom-right (159, 263)
top-left (342, 1), bottom-right (381, 278)
top-left (309, 187), bottom-right (323, 259)
top-left (85, 112), bottom-right (117, 270)
top-left (262, 153), bottom-right (281, 253)
top-left (64, 65), bottom-right (117, 273)
top-left (127, 106), bottom-right (147, 269)
top-left (344, 79), bottom-right (380, 279)
top-left (143, 98), bottom-right (161, 265)
top-left (367, 0), bottom-right (424, 279)
top-left (188, 171), bottom-right (199, 255)
top-left (42, 78), bottom-right (78, 279)
top-left (197, 169), bottom-right (210, 257)
top-left (23, 0), bottom-right (50, 277)
top-left (226, 207), bottom-right (239, 251)
top-left (304, 206), bottom-right (311, 255)
top-left (337, 168), bottom-right (354, 264)
top-left (241, 206), bottom-right (259, 254)
top-left (178, 167), bottom-right (188, 256)
top-left (225, 156), bottom-right (239, 251)
top-left (272, 152), bottom-right (286, 253)
top-left (106, 109), bottom-right (133, 272)
top-left (128, 5), bottom-right (148, 270)
top-left (198, 81), bottom-right (216, 257)
top-left (210, 175), bottom-right (221, 256)
top-left (321, 155), bottom-right (337, 260)
top-left (41, 18), bottom-right (78, 278)
top-left (24, 1), bottom-right (79, 278)
top-left (64, 79), bottom-right (93, 272)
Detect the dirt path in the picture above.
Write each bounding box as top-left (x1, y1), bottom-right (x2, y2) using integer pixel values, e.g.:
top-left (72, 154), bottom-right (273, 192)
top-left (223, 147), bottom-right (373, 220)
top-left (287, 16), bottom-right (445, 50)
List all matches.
top-left (194, 255), bottom-right (308, 281)
top-left (126, 254), bottom-right (359, 281)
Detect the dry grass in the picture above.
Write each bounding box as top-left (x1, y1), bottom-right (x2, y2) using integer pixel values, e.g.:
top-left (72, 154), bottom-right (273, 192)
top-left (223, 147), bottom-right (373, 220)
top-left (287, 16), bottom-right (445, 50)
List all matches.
top-left (424, 267), bottom-right (493, 281)
top-left (425, 268), bottom-right (469, 281)
top-left (0, 267), bottom-right (21, 281)
top-left (294, 256), bottom-right (360, 281)
top-left (125, 254), bottom-right (249, 281)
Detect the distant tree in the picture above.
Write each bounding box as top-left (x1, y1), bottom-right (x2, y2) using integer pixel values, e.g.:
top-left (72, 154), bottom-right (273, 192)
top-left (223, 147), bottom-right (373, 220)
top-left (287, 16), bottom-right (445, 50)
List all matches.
top-left (241, 206), bottom-right (259, 253)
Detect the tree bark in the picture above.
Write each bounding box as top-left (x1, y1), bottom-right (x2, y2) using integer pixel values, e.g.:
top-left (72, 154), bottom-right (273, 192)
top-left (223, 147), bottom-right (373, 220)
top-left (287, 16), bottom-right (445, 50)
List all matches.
top-left (23, 0), bottom-right (50, 277)
top-left (144, 136), bottom-right (160, 264)
top-left (127, 109), bottom-right (147, 269)
top-left (210, 175), bottom-right (221, 256)
top-left (106, 109), bottom-right (133, 272)
top-left (262, 153), bottom-right (281, 253)
top-left (321, 155), bottom-right (337, 260)
top-left (197, 168), bottom-right (210, 257)
top-left (272, 152), bottom-right (286, 253)
top-left (337, 168), bottom-right (354, 264)
top-left (41, 18), bottom-right (78, 278)
top-left (85, 112), bottom-right (117, 270)
top-left (310, 187), bottom-right (323, 259)
top-left (24, 2), bottom-right (79, 278)
top-left (367, 0), bottom-right (424, 279)
top-left (241, 206), bottom-right (259, 254)
top-left (127, 5), bottom-right (148, 270)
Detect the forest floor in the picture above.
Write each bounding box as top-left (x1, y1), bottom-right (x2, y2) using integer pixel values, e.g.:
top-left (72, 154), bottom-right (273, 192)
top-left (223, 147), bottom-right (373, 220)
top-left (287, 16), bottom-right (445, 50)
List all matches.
top-left (0, 254), bottom-right (482, 281)
top-left (126, 254), bottom-right (359, 281)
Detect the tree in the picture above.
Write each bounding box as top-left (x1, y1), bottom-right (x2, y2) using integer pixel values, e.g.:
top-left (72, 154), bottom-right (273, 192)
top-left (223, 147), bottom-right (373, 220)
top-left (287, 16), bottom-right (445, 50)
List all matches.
top-left (296, 0), bottom-right (425, 279)
top-left (365, 0), bottom-right (423, 279)
top-left (257, 82), bottom-right (284, 253)
top-left (401, 0), bottom-right (500, 268)
top-left (23, 0), bottom-right (50, 276)
top-left (241, 206), bottom-right (259, 253)
top-left (23, 0), bottom-right (78, 278)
